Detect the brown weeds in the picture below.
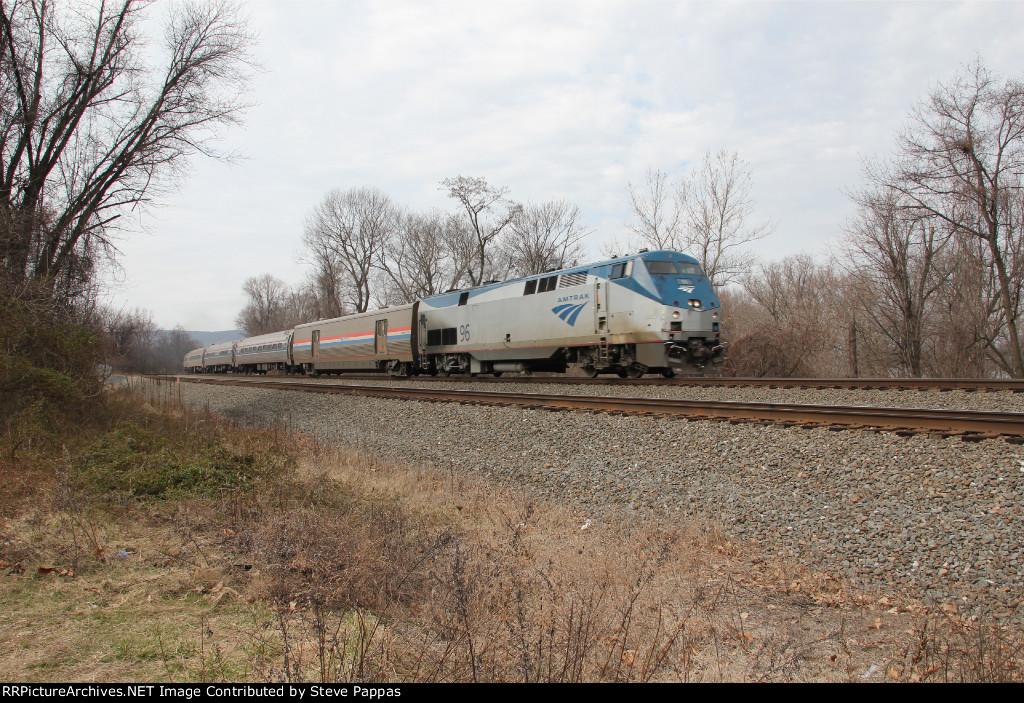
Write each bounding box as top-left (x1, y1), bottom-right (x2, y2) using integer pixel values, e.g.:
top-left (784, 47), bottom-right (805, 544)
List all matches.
top-left (1, 378), bottom-right (1022, 682)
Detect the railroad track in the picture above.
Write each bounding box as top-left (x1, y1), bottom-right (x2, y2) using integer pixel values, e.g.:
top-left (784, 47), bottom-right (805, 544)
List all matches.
top-left (164, 375), bottom-right (1024, 441)
top-left (176, 372), bottom-right (1024, 392)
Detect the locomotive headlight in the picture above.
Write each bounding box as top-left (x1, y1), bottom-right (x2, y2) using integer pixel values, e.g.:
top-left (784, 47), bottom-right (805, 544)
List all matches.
top-left (672, 311), bottom-right (680, 319)
top-left (688, 299), bottom-right (702, 309)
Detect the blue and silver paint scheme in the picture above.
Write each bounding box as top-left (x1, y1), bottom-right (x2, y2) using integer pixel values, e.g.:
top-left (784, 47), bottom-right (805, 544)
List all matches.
top-left (417, 250), bottom-right (722, 375)
top-left (182, 250), bottom-right (723, 377)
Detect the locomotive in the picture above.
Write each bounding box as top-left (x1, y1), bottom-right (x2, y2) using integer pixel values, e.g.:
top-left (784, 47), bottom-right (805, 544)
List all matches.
top-left (183, 249), bottom-right (723, 378)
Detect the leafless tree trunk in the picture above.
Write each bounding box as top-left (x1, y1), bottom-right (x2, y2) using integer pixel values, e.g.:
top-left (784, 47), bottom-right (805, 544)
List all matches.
top-left (929, 235), bottom-right (1001, 376)
top-left (875, 59), bottom-right (1024, 376)
top-left (841, 187), bottom-right (950, 376)
top-left (302, 187), bottom-right (397, 313)
top-left (0, 0), bottom-right (255, 302)
top-left (441, 175), bottom-right (520, 286)
top-left (504, 199), bottom-right (590, 277)
top-left (299, 224), bottom-right (347, 319)
top-left (235, 273), bottom-right (291, 335)
top-left (377, 209), bottom-right (474, 304)
top-left (625, 168), bottom-right (681, 250)
top-left (678, 150), bottom-right (773, 287)
top-left (624, 153), bottom-right (771, 286)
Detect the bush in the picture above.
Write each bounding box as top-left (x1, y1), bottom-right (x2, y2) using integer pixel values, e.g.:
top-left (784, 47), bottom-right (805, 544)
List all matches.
top-left (0, 290), bottom-right (104, 452)
top-left (77, 422), bottom-right (285, 500)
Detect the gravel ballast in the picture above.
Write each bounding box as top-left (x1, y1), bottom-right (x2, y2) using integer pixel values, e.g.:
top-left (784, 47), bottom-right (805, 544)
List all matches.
top-left (171, 378), bottom-right (1024, 618)
top-left (253, 375), bottom-right (1024, 413)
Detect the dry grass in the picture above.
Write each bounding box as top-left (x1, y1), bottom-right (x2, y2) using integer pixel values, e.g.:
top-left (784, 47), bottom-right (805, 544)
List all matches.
top-left (1, 381), bottom-right (1021, 682)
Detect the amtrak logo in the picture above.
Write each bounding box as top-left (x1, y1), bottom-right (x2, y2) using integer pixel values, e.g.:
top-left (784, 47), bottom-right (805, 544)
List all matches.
top-left (552, 301), bottom-right (589, 326)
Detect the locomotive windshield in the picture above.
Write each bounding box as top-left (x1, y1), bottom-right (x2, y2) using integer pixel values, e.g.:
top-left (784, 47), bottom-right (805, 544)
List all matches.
top-left (645, 260), bottom-right (704, 277)
top-left (646, 261), bottom-right (677, 274)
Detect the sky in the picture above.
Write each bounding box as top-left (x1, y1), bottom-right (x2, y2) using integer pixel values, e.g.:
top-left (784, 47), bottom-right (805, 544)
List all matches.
top-left (103, 0), bottom-right (1024, 331)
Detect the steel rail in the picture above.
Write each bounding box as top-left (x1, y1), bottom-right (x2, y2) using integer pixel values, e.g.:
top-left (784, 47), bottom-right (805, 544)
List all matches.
top-left (178, 372), bottom-right (1024, 392)
top-left (168, 375), bottom-right (1024, 438)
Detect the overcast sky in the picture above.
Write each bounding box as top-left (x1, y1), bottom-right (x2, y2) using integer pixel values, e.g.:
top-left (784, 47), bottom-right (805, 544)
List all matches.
top-left (104, 0), bottom-right (1024, 331)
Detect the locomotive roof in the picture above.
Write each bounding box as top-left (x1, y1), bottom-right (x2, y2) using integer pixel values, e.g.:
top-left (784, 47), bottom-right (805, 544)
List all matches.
top-left (422, 249), bottom-right (701, 299)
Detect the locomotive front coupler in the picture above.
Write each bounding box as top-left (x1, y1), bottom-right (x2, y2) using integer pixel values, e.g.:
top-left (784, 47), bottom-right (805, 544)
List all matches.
top-left (665, 340), bottom-right (724, 371)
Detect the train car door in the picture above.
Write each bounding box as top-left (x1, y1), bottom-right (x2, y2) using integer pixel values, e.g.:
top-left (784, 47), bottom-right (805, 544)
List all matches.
top-left (312, 330), bottom-right (320, 358)
top-left (594, 280), bottom-right (608, 333)
top-left (605, 260), bottom-right (634, 334)
top-left (375, 319), bottom-right (388, 355)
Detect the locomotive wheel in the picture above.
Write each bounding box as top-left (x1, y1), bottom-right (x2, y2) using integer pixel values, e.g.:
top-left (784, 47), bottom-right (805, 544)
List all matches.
top-left (492, 371), bottom-right (503, 377)
top-left (581, 365), bottom-right (599, 378)
top-left (661, 368), bottom-right (676, 378)
top-left (617, 369), bottom-right (629, 378)
top-left (626, 364), bottom-right (646, 379)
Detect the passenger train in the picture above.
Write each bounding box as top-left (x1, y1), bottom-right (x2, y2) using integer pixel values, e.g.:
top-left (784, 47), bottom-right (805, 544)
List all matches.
top-left (183, 250), bottom-right (724, 378)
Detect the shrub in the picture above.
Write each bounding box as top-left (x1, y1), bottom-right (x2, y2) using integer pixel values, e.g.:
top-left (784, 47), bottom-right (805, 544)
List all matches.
top-left (77, 422), bottom-right (284, 500)
top-left (0, 289), bottom-right (104, 453)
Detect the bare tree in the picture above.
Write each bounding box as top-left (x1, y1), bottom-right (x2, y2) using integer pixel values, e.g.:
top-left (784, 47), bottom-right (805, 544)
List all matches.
top-left (298, 222), bottom-right (347, 319)
top-left (678, 150), bottom-right (773, 286)
top-left (0, 0), bottom-right (255, 302)
top-left (841, 187), bottom-right (950, 376)
top-left (625, 168), bottom-right (681, 250)
top-left (103, 306), bottom-right (158, 371)
top-left (623, 153), bottom-right (771, 285)
top-left (153, 325), bottom-right (200, 372)
top-left (441, 175), bottom-right (520, 286)
top-left (504, 199), bottom-right (590, 277)
top-left (302, 187), bottom-right (397, 313)
top-left (729, 256), bottom-right (848, 376)
top-left (235, 273), bottom-right (290, 335)
top-left (377, 209), bottom-right (474, 304)
top-left (875, 59), bottom-right (1024, 376)
top-left (928, 235), bottom-right (997, 376)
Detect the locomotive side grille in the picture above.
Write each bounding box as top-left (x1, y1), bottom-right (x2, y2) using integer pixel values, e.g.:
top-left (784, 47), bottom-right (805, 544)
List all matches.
top-left (427, 328), bottom-right (458, 346)
top-left (559, 272), bottom-right (588, 288)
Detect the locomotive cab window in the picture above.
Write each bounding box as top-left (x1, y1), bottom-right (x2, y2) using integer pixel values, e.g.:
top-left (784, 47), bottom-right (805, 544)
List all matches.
top-left (524, 280), bottom-right (537, 295)
top-left (610, 262), bottom-right (630, 279)
top-left (458, 292), bottom-right (469, 306)
top-left (677, 262), bottom-right (705, 277)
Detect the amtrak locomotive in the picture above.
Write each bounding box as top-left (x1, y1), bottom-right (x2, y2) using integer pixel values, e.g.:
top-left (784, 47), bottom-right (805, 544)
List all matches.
top-left (183, 250), bottom-right (724, 378)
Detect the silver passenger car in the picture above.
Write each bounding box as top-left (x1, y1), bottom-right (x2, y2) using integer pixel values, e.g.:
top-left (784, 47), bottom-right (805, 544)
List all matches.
top-left (291, 304), bottom-right (417, 376)
top-left (234, 330), bottom-right (294, 374)
top-left (201, 340), bottom-right (236, 373)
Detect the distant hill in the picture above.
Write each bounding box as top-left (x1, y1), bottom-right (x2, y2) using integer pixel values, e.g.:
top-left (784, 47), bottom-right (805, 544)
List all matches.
top-left (169, 330), bottom-right (246, 347)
